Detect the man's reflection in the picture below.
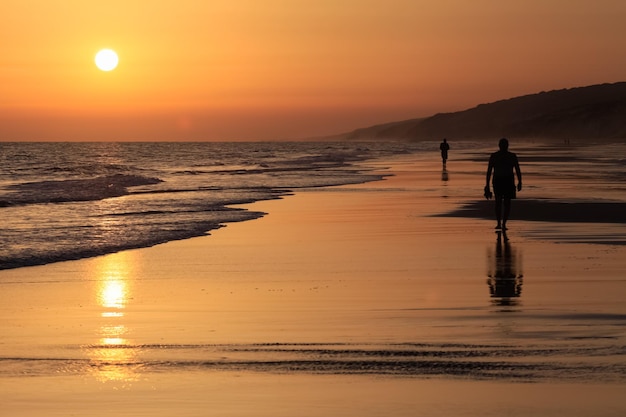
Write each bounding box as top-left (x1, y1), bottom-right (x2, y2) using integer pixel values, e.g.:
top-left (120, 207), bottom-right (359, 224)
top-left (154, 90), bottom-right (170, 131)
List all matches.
top-left (441, 166), bottom-right (449, 182)
top-left (487, 231), bottom-right (523, 306)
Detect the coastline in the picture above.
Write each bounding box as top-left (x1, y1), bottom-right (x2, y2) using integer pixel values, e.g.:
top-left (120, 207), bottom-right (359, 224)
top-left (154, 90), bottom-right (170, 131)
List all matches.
top-left (1, 151), bottom-right (625, 416)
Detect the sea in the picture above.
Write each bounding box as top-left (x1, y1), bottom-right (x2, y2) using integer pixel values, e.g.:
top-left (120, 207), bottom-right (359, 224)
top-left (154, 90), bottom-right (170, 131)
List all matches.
top-left (0, 141), bottom-right (428, 270)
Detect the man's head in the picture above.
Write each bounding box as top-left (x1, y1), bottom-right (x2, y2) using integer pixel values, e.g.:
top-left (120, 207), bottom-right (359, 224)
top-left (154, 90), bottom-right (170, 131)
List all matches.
top-left (498, 138), bottom-right (509, 151)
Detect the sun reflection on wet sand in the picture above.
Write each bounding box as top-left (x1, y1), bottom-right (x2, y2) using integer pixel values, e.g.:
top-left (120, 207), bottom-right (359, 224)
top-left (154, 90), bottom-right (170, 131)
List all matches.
top-left (101, 280), bottom-right (127, 312)
top-left (86, 252), bottom-right (140, 384)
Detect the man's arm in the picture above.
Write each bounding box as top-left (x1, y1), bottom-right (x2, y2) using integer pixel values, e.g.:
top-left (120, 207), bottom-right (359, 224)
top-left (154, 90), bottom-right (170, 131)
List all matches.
top-left (484, 156), bottom-right (494, 199)
top-left (486, 156), bottom-right (494, 186)
top-left (514, 156), bottom-right (522, 191)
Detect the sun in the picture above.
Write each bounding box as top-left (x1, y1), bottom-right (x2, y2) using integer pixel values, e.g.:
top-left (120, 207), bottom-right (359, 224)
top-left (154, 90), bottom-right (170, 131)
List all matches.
top-left (95, 49), bottom-right (119, 71)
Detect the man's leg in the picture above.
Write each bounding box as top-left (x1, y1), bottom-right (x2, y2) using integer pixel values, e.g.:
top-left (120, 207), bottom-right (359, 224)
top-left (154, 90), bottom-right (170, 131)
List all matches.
top-left (502, 198), bottom-right (511, 229)
top-left (495, 195), bottom-right (503, 229)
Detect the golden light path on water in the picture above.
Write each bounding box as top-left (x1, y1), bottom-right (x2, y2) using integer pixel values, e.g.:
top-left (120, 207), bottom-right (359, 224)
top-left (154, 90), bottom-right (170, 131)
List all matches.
top-left (88, 251), bottom-right (139, 384)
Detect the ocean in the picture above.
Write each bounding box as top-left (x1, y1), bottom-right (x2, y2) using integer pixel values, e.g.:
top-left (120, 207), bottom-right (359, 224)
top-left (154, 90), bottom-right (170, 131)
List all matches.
top-left (0, 141), bottom-right (426, 270)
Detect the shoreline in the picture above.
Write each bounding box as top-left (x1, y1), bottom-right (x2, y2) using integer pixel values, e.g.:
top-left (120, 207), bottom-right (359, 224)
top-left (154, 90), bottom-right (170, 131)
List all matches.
top-left (2, 139), bottom-right (624, 273)
top-left (1, 151), bottom-right (625, 416)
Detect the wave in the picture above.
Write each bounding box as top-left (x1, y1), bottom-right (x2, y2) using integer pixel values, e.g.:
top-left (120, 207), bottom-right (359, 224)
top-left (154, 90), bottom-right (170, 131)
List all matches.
top-left (0, 207), bottom-right (265, 271)
top-left (0, 142), bottom-right (420, 271)
top-left (1, 174), bottom-right (162, 206)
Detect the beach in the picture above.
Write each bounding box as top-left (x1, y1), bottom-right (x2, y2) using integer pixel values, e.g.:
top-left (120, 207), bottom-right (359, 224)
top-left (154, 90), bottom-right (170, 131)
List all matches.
top-left (1, 147), bottom-right (625, 416)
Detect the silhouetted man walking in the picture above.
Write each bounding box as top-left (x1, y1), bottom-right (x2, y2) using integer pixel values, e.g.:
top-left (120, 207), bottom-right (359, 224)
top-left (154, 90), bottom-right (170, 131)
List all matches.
top-left (440, 138), bottom-right (450, 166)
top-left (485, 138), bottom-right (522, 230)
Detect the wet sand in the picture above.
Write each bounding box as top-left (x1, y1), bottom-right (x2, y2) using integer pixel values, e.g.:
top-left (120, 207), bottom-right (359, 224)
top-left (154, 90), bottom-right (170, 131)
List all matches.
top-left (1, 150), bottom-right (625, 416)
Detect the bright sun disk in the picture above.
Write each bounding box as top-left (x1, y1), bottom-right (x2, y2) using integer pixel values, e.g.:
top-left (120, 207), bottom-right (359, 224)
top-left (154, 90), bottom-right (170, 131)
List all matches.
top-left (95, 49), bottom-right (119, 71)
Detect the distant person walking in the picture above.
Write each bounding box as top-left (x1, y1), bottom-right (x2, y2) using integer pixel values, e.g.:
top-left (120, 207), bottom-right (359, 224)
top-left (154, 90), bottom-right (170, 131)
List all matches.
top-left (485, 138), bottom-right (522, 230)
top-left (440, 138), bottom-right (450, 166)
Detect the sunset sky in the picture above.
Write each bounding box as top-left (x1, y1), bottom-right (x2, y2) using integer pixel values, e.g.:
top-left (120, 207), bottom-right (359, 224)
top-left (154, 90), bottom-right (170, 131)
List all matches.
top-left (2, 0), bottom-right (625, 141)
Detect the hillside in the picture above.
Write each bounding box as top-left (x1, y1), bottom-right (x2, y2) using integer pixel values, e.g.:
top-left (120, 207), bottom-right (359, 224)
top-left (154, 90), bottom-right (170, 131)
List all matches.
top-left (343, 82), bottom-right (626, 141)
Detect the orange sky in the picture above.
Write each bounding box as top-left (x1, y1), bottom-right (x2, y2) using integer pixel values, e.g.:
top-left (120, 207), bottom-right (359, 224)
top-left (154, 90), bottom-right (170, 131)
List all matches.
top-left (2, 0), bottom-right (625, 141)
